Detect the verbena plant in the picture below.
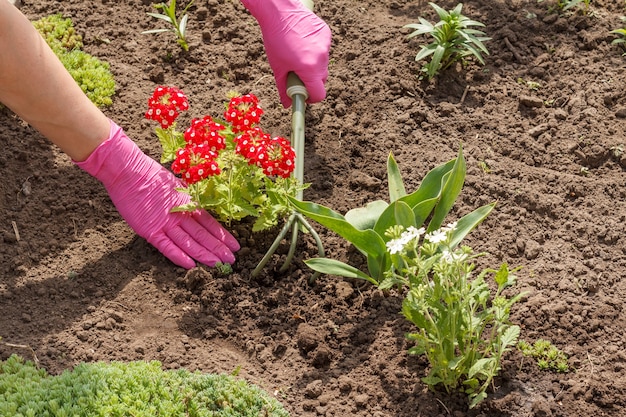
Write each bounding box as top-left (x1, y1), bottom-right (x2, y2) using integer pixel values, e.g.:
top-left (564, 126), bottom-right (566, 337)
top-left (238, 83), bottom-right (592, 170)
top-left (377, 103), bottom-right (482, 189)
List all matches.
top-left (0, 355), bottom-right (289, 416)
top-left (403, 2), bottom-right (490, 80)
top-left (143, 0), bottom-right (194, 51)
top-left (291, 148), bottom-right (525, 407)
top-left (146, 86), bottom-right (305, 231)
top-left (33, 14), bottom-right (115, 107)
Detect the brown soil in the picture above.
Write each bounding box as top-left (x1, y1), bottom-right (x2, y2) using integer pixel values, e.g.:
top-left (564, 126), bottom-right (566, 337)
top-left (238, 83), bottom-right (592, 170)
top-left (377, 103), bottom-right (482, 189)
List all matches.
top-left (2, 0), bottom-right (626, 416)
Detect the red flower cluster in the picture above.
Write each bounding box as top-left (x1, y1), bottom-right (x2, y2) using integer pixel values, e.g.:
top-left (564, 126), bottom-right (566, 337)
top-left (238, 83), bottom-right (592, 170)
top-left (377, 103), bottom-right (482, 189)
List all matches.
top-left (171, 144), bottom-right (220, 185)
top-left (224, 94), bottom-right (264, 133)
top-left (184, 116), bottom-right (227, 152)
top-left (157, 90), bottom-right (296, 184)
top-left (145, 86), bottom-right (189, 129)
top-left (234, 127), bottom-right (295, 178)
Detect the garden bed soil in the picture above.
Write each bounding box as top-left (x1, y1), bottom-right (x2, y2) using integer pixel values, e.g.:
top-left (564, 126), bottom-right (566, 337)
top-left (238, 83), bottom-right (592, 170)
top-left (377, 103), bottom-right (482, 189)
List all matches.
top-left (2, 0), bottom-right (626, 415)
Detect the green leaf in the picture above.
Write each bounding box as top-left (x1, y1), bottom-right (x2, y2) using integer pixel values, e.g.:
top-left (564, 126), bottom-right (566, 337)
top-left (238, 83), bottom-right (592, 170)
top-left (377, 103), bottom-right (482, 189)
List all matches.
top-left (387, 153), bottom-right (406, 202)
top-left (500, 325), bottom-right (521, 350)
top-left (345, 200), bottom-right (389, 231)
top-left (399, 158), bottom-right (455, 208)
top-left (427, 147), bottom-right (466, 232)
top-left (468, 357), bottom-right (496, 379)
top-left (304, 258), bottom-right (377, 285)
top-left (289, 197), bottom-right (386, 258)
top-left (448, 202), bottom-right (496, 248)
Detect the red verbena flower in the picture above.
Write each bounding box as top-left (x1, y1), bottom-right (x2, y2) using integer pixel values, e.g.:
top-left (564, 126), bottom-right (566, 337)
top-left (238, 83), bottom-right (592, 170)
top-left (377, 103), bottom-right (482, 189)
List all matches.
top-left (233, 127), bottom-right (272, 164)
top-left (224, 94), bottom-right (264, 133)
top-left (171, 143), bottom-right (220, 185)
top-left (145, 86), bottom-right (189, 129)
top-left (184, 115), bottom-right (227, 152)
top-left (255, 136), bottom-right (296, 178)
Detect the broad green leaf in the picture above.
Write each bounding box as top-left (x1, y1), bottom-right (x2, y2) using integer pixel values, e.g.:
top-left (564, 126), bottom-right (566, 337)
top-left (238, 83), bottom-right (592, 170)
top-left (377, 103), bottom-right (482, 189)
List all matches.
top-left (373, 200), bottom-right (414, 237)
top-left (387, 153), bottom-right (406, 202)
top-left (399, 158), bottom-right (455, 208)
top-left (448, 202), bottom-right (496, 248)
top-left (345, 200), bottom-right (389, 231)
top-left (366, 252), bottom-right (390, 282)
top-left (304, 258), bottom-right (377, 285)
top-left (469, 391), bottom-right (488, 409)
top-left (428, 147), bottom-right (466, 232)
top-left (289, 197), bottom-right (386, 257)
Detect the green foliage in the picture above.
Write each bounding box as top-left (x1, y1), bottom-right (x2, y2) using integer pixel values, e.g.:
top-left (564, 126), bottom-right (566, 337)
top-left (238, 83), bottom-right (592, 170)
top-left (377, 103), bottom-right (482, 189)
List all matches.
top-left (518, 339), bottom-right (570, 373)
top-left (0, 355), bottom-right (289, 417)
top-left (611, 16), bottom-right (626, 55)
top-left (290, 147), bottom-right (495, 284)
top-left (32, 14), bottom-right (116, 107)
top-left (398, 250), bottom-right (525, 408)
top-left (144, 0), bottom-right (194, 51)
top-left (403, 3), bottom-right (490, 80)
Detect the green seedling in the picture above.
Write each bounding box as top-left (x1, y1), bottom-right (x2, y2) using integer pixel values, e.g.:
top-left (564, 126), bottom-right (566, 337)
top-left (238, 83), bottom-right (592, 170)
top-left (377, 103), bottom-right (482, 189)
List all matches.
top-left (611, 16), bottom-right (626, 55)
top-left (403, 2), bottom-right (490, 80)
top-left (518, 339), bottom-right (570, 373)
top-left (144, 0), bottom-right (194, 51)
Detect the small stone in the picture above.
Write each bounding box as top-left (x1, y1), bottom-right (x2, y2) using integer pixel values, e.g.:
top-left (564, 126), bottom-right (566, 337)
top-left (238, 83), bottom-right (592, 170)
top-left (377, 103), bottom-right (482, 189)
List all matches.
top-left (519, 95), bottom-right (544, 108)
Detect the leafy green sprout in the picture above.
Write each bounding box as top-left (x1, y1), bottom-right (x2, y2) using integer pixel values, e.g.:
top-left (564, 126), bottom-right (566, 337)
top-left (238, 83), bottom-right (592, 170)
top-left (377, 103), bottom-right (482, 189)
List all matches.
top-left (611, 16), bottom-right (626, 55)
top-left (555, 0), bottom-right (592, 15)
top-left (403, 2), bottom-right (490, 80)
top-left (518, 339), bottom-right (569, 373)
top-left (143, 0), bottom-right (194, 52)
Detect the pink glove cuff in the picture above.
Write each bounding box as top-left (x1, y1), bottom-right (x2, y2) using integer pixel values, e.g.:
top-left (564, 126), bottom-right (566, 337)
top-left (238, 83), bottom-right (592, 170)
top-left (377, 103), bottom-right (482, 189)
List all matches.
top-left (74, 120), bottom-right (146, 190)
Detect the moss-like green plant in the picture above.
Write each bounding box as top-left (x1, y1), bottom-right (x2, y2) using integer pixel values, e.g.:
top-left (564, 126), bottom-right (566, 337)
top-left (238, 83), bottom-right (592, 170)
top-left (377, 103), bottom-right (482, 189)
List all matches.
top-left (32, 14), bottom-right (115, 108)
top-left (518, 339), bottom-right (570, 373)
top-left (32, 14), bottom-right (84, 54)
top-left (0, 355), bottom-right (289, 416)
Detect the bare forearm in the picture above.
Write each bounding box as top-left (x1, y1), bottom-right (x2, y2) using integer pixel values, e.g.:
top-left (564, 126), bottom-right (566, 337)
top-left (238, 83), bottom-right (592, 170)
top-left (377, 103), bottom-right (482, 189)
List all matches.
top-left (0, 1), bottom-right (109, 161)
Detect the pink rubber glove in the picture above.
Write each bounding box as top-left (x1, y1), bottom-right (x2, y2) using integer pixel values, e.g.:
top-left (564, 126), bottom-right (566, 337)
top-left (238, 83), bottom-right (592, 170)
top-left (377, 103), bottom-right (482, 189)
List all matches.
top-left (75, 120), bottom-right (240, 269)
top-left (241, 0), bottom-right (331, 107)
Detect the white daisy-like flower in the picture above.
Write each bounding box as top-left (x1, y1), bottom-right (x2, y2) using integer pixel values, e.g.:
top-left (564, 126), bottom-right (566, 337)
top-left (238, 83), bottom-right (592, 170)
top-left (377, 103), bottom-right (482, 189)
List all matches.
top-left (425, 229), bottom-right (447, 244)
top-left (386, 238), bottom-right (405, 255)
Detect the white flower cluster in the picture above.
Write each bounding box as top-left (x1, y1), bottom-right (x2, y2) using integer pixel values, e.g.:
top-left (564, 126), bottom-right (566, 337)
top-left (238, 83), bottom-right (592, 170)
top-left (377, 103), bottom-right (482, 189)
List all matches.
top-left (385, 222), bottom-right (458, 255)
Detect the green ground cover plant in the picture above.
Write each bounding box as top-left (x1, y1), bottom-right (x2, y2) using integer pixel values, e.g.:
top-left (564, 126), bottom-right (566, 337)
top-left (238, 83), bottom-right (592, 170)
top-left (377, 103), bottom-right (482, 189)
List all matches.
top-left (403, 2), bottom-right (490, 80)
top-left (518, 339), bottom-right (570, 373)
top-left (32, 14), bottom-right (116, 107)
top-left (0, 355), bottom-right (289, 417)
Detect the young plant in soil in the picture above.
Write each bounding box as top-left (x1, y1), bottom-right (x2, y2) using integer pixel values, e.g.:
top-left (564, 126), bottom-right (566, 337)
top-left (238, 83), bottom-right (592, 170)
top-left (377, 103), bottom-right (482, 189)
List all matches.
top-left (291, 148), bottom-right (525, 407)
top-left (146, 86), bottom-right (305, 232)
top-left (403, 2), bottom-right (490, 80)
top-left (611, 16), bottom-right (626, 55)
top-left (143, 0), bottom-right (194, 51)
top-left (0, 354), bottom-right (289, 416)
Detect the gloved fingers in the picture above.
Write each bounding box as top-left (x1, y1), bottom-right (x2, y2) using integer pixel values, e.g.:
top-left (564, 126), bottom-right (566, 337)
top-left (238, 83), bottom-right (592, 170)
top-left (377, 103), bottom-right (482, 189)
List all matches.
top-left (148, 232), bottom-right (197, 269)
top-left (299, 72), bottom-right (327, 104)
top-left (193, 210), bottom-right (241, 253)
top-left (170, 219), bottom-right (236, 266)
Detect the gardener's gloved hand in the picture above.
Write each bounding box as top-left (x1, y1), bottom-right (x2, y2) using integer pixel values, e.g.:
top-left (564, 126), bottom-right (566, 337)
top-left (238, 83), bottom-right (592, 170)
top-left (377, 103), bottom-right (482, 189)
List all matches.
top-left (75, 120), bottom-right (240, 269)
top-left (240, 0), bottom-right (331, 107)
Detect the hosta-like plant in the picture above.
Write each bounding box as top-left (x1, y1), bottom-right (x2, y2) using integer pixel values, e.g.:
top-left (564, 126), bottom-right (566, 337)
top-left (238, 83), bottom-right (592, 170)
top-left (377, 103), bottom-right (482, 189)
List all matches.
top-left (404, 2), bottom-right (490, 80)
top-left (290, 147), bottom-right (494, 284)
